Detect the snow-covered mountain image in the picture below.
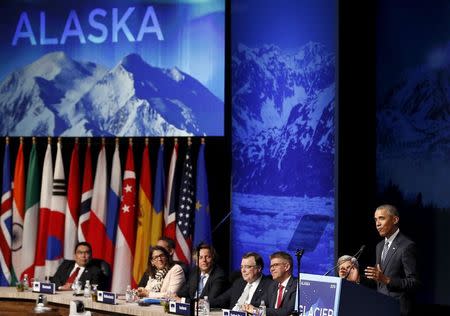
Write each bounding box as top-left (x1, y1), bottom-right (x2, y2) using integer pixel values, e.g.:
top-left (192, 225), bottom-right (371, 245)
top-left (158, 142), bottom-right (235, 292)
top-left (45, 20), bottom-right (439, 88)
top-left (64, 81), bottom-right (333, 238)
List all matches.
top-left (232, 42), bottom-right (335, 196)
top-left (231, 41), bottom-right (336, 273)
top-left (0, 51), bottom-right (223, 136)
top-left (377, 63), bottom-right (450, 207)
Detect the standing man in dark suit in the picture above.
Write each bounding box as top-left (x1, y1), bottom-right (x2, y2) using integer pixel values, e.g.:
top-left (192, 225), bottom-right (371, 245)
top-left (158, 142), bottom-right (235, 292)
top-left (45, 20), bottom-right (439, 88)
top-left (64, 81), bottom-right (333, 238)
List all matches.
top-left (176, 243), bottom-right (227, 307)
top-left (50, 242), bottom-right (103, 290)
top-left (244, 251), bottom-right (297, 316)
top-left (212, 252), bottom-right (273, 309)
top-left (365, 204), bottom-right (420, 316)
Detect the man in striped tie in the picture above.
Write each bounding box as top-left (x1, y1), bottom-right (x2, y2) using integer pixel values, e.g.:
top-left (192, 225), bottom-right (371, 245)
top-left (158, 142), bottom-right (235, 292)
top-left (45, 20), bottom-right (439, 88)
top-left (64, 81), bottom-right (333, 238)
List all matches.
top-left (50, 242), bottom-right (103, 291)
top-left (364, 204), bottom-right (420, 316)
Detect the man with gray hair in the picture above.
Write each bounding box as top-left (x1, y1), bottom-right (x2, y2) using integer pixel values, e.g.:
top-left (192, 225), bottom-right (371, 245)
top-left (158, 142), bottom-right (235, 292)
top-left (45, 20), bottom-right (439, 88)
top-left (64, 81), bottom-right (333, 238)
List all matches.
top-left (364, 204), bottom-right (419, 316)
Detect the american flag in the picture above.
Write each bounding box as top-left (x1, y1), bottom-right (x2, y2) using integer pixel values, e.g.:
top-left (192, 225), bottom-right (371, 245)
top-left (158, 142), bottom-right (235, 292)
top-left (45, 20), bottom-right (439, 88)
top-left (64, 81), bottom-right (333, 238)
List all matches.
top-left (174, 143), bottom-right (195, 264)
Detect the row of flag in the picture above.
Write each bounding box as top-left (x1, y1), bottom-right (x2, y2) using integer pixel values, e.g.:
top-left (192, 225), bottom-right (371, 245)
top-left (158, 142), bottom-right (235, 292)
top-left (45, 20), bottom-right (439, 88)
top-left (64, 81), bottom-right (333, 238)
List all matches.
top-left (0, 137), bottom-right (212, 292)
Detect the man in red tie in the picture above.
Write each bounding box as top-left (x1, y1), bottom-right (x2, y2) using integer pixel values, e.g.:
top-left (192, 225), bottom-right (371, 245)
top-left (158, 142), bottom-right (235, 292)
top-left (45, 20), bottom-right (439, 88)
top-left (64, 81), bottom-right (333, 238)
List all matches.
top-left (50, 242), bottom-right (102, 290)
top-left (244, 251), bottom-right (297, 316)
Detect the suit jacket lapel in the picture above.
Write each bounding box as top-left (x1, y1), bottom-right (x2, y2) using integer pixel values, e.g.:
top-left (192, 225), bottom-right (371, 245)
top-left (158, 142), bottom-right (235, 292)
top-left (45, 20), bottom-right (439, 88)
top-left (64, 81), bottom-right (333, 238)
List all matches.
top-left (382, 235), bottom-right (400, 272)
top-left (278, 277), bottom-right (294, 307)
top-left (251, 279), bottom-right (265, 304)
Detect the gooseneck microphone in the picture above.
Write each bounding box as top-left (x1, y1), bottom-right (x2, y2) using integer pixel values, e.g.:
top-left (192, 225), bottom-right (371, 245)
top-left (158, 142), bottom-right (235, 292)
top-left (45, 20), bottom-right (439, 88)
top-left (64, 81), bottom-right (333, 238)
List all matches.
top-left (323, 245), bottom-right (366, 276)
top-left (343, 245), bottom-right (365, 280)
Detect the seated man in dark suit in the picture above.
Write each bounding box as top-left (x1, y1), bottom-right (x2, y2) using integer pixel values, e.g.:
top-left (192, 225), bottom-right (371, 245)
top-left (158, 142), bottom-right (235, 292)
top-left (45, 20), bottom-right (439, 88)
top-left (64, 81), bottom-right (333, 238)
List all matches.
top-left (211, 252), bottom-right (273, 310)
top-left (175, 243), bottom-right (228, 307)
top-left (244, 251), bottom-right (297, 316)
top-left (50, 241), bottom-right (103, 290)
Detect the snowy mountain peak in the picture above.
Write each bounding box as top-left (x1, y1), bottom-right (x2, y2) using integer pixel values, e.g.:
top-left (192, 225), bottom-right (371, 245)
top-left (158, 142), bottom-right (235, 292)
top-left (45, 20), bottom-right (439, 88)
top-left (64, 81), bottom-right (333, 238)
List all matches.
top-left (167, 67), bottom-right (185, 82)
top-left (24, 51), bottom-right (74, 81)
top-left (0, 52), bottom-right (223, 136)
top-left (232, 43), bottom-right (335, 196)
top-left (121, 53), bottom-right (145, 67)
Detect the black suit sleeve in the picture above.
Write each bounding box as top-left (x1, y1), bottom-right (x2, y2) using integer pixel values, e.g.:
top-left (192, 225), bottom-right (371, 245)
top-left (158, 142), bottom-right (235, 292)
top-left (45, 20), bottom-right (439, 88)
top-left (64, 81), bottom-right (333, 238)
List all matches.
top-left (264, 279), bottom-right (297, 316)
top-left (138, 272), bottom-right (150, 288)
top-left (210, 287), bottom-right (232, 308)
top-left (205, 268), bottom-right (228, 307)
top-left (49, 260), bottom-right (73, 288)
top-left (386, 242), bottom-right (420, 293)
top-left (176, 274), bottom-right (192, 299)
top-left (79, 264), bottom-right (102, 289)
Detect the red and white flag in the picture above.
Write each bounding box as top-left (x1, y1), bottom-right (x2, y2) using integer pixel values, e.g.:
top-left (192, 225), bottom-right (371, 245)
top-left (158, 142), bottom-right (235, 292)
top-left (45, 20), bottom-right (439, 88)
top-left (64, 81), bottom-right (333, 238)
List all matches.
top-left (111, 143), bottom-right (136, 292)
top-left (45, 141), bottom-right (67, 277)
top-left (78, 142), bottom-right (92, 242)
top-left (87, 145), bottom-right (108, 260)
top-left (164, 141), bottom-right (178, 240)
top-left (0, 140), bottom-right (13, 285)
top-left (64, 141), bottom-right (80, 259)
top-left (34, 141), bottom-right (53, 281)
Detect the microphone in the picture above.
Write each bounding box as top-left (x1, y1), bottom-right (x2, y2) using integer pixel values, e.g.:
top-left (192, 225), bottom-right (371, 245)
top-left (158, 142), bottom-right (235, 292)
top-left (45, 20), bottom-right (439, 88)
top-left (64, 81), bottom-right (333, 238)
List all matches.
top-left (343, 257), bottom-right (359, 280)
top-left (295, 249), bottom-right (304, 257)
top-left (354, 245), bottom-right (366, 260)
top-left (323, 245), bottom-right (365, 276)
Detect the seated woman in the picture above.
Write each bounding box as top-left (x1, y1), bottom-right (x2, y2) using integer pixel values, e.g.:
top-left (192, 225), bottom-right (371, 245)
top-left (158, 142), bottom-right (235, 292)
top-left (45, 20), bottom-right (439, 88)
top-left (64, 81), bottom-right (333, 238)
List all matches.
top-left (336, 255), bottom-right (360, 283)
top-left (137, 246), bottom-right (185, 298)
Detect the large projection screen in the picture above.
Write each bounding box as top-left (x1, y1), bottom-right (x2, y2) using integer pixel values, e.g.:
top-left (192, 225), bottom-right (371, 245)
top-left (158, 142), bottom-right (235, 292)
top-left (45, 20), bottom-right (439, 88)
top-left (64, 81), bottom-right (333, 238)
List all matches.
top-left (0, 0), bottom-right (224, 137)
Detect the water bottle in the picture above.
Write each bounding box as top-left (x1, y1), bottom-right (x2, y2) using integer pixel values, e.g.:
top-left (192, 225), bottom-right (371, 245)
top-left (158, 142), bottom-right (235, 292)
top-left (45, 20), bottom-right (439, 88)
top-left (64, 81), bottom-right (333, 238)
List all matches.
top-left (203, 296), bottom-right (210, 316)
top-left (84, 280), bottom-right (91, 298)
top-left (259, 300), bottom-right (266, 316)
top-left (197, 298), bottom-right (205, 316)
top-left (22, 274), bottom-right (29, 291)
top-left (125, 285), bottom-right (133, 303)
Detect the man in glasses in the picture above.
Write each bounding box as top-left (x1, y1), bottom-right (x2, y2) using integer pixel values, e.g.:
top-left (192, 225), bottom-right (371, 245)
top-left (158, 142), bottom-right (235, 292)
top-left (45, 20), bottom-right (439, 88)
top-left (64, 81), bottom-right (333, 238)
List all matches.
top-left (50, 242), bottom-right (103, 290)
top-left (244, 251), bottom-right (296, 316)
top-left (212, 252), bottom-right (272, 310)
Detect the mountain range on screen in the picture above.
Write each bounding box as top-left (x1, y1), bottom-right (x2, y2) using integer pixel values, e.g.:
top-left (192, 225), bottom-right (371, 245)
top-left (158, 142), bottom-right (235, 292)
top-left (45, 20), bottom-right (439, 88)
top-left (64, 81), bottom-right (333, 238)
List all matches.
top-left (0, 51), bottom-right (223, 136)
top-left (377, 61), bottom-right (450, 207)
top-left (232, 42), bottom-right (335, 196)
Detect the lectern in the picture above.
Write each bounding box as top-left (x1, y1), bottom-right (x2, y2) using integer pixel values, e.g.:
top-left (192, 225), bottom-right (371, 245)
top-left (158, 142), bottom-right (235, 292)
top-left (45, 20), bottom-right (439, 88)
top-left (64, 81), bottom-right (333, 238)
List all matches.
top-left (297, 273), bottom-right (399, 316)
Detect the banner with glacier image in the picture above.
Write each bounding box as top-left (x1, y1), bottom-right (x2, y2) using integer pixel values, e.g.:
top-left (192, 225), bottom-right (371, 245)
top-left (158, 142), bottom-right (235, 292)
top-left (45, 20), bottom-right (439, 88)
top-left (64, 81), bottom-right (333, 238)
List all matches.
top-left (231, 0), bottom-right (336, 274)
top-left (0, 0), bottom-right (224, 136)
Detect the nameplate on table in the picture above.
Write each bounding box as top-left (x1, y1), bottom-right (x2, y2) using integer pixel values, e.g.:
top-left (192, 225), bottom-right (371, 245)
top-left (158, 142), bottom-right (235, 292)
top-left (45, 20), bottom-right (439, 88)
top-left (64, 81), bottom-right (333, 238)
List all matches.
top-left (96, 291), bottom-right (117, 305)
top-left (223, 309), bottom-right (246, 316)
top-left (32, 282), bottom-right (56, 294)
top-left (169, 301), bottom-right (190, 315)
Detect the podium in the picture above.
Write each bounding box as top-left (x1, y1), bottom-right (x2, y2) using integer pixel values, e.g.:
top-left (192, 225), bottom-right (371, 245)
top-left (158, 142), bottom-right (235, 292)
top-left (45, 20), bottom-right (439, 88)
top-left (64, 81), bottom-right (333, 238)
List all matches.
top-left (297, 273), bottom-right (399, 316)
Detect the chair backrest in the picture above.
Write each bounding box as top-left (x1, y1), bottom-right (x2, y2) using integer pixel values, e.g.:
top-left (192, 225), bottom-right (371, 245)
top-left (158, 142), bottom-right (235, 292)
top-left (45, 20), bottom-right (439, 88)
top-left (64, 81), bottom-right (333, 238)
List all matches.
top-left (90, 258), bottom-right (111, 291)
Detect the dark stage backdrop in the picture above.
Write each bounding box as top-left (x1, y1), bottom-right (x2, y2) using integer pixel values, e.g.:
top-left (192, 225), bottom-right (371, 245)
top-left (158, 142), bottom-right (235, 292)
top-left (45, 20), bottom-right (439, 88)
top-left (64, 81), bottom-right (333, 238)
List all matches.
top-left (375, 0), bottom-right (450, 306)
top-left (230, 0), bottom-right (337, 274)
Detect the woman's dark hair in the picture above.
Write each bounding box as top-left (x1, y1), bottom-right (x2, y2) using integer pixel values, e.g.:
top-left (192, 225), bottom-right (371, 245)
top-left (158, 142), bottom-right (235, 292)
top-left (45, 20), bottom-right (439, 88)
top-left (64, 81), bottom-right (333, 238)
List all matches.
top-left (146, 245), bottom-right (173, 278)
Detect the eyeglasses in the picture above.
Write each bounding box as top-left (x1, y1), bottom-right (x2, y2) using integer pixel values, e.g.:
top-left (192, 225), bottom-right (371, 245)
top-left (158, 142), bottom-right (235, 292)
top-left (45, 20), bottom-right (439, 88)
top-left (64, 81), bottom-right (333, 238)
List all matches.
top-left (76, 250), bottom-right (91, 255)
top-left (270, 262), bottom-right (287, 269)
top-left (152, 254), bottom-right (166, 261)
top-left (240, 265), bottom-right (256, 270)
